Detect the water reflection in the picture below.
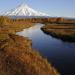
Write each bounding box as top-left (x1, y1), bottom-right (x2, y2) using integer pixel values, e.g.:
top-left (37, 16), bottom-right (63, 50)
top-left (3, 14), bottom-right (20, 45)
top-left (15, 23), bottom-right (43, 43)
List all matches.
top-left (17, 23), bottom-right (75, 75)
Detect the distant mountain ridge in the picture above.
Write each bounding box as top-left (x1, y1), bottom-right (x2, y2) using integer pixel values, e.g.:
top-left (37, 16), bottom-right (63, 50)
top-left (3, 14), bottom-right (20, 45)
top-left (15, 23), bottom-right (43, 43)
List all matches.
top-left (3, 4), bottom-right (49, 17)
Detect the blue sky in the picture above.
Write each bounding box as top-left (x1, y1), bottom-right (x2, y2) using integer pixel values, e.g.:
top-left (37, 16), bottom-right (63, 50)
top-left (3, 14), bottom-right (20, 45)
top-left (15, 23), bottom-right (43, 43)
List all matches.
top-left (0, 0), bottom-right (75, 17)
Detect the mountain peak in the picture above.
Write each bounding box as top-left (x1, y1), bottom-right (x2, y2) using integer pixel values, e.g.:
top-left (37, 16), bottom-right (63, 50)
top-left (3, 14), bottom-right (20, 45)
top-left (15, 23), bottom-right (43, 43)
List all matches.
top-left (18, 3), bottom-right (29, 8)
top-left (3, 3), bottom-right (49, 17)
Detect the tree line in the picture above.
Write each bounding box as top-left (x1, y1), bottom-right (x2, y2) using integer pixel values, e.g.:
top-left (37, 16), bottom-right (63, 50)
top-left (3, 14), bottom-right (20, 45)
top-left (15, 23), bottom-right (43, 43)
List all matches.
top-left (0, 16), bottom-right (75, 25)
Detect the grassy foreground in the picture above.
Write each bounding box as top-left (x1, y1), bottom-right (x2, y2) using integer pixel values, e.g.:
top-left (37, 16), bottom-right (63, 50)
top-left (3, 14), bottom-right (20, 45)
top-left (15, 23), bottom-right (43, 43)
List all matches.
top-left (41, 23), bottom-right (75, 42)
top-left (0, 16), bottom-right (60, 75)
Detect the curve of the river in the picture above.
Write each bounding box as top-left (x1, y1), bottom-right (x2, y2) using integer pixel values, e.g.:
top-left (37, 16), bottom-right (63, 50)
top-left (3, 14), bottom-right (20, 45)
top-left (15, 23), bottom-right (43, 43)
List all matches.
top-left (17, 23), bottom-right (75, 75)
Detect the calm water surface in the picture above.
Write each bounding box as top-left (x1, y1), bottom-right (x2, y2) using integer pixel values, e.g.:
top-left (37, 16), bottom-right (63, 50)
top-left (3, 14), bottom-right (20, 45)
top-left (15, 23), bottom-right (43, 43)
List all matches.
top-left (17, 23), bottom-right (75, 75)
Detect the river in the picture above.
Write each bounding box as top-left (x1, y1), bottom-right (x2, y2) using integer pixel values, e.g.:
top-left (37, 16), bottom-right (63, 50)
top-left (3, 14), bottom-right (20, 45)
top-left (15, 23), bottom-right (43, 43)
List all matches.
top-left (17, 23), bottom-right (75, 75)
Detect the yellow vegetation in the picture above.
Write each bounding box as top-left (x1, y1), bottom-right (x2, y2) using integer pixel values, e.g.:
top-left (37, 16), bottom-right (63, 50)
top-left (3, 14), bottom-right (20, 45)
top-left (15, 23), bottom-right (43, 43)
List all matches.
top-left (41, 23), bottom-right (75, 42)
top-left (0, 16), bottom-right (60, 75)
top-left (0, 34), bottom-right (60, 75)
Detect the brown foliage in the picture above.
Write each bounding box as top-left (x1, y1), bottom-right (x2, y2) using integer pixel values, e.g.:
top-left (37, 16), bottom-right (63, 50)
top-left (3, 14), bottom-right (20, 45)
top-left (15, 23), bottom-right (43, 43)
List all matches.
top-left (0, 34), bottom-right (59, 75)
top-left (0, 16), bottom-right (75, 24)
top-left (0, 16), bottom-right (60, 75)
top-left (41, 23), bottom-right (75, 42)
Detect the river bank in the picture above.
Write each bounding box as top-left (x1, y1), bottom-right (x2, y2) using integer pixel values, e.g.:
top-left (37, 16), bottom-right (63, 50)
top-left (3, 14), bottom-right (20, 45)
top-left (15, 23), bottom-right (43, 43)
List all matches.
top-left (41, 23), bottom-right (75, 42)
top-left (0, 19), bottom-right (59, 75)
top-left (17, 23), bottom-right (75, 75)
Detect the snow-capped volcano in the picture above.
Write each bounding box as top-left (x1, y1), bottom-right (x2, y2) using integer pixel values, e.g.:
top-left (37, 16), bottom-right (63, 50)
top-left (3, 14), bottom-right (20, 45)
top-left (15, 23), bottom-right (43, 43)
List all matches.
top-left (3, 4), bottom-right (49, 16)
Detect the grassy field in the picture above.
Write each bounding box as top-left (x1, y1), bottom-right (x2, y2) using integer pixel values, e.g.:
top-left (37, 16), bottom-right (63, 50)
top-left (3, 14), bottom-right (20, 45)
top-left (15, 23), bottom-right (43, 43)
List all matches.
top-left (0, 16), bottom-right (60, 75)
top-left (41, 23), bottom-right (75, 42)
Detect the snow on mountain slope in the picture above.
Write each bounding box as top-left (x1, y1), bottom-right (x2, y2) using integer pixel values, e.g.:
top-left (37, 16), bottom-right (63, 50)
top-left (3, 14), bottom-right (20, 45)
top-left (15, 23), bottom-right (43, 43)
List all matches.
top-left (3, 4), bottom-right (49, 16)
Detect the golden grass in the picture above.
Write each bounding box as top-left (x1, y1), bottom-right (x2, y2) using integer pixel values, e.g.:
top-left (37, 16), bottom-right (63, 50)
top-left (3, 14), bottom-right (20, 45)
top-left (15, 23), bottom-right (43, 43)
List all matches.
top-left (41, 23), bottom-right (75, 42)
top-left (0, 16), bottom-right (60, 75)
top-left (0, 34), bottom-right (60, 75)
top-left (42, 23), bottom-right (75, 35)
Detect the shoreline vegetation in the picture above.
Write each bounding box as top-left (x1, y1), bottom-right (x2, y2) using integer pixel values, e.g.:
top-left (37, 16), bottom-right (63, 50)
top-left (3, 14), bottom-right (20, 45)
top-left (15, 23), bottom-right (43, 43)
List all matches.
top-left (0, 16), bottom-right (60, 75)
top-left (0, 16), bottom-right (75, 75)
top-left (41, 23), bottom-right (75, 42)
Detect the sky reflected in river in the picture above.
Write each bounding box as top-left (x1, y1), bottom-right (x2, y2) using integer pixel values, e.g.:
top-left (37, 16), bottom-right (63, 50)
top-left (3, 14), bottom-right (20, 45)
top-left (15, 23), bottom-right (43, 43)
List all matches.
top-left (17, 23), bottom-right (75, 75)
